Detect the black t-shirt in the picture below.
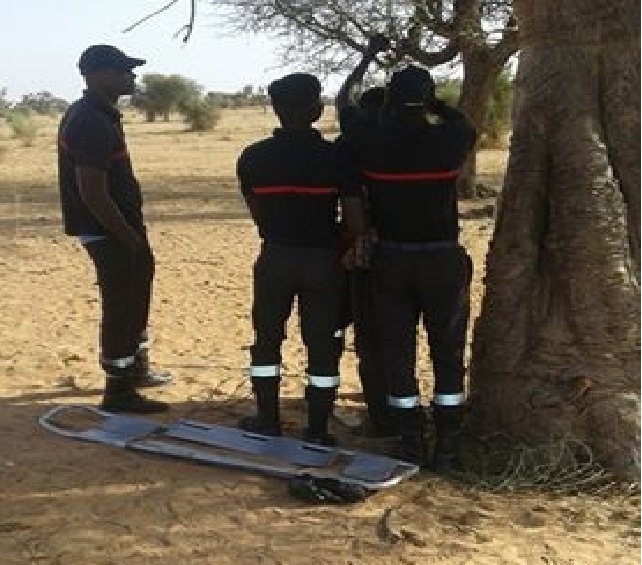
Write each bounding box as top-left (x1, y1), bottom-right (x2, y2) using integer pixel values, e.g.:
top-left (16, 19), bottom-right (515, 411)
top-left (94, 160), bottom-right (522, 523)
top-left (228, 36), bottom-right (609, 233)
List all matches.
top-left (58, 92), bottom-right (144, 236)
top-left (344, 109), bottom-right (475, 243)
top-left (237, 128), bottom-right (361, 248)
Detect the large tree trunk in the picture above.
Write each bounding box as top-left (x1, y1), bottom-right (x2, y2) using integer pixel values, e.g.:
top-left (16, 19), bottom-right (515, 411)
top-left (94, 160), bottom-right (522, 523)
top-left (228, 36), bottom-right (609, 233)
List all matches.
top-left (469, 0), bottom-right (640, 480)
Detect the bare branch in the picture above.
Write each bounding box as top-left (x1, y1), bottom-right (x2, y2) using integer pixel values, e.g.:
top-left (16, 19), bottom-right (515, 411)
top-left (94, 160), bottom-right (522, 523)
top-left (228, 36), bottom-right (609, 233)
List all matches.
top-left (122, 0), bottom-right (180, 33)
top-left (123, 0), bottom-right (197, 43)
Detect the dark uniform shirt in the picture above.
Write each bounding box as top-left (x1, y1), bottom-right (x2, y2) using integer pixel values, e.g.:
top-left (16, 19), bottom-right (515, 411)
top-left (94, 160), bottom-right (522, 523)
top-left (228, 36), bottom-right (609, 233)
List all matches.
top-left (237, 128), bottom-right (361, 248)
top-left (58, 91), bottom-right (144, 236)
top-left (345, 110), bottom-right (475, 243)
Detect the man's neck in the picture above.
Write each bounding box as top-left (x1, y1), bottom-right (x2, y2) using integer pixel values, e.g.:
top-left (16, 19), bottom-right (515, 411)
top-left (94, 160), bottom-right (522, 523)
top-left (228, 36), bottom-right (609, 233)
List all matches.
top-left (86, 86), bottom-right (119, 107)
top-left (278, 122), bottom-right (314, 132)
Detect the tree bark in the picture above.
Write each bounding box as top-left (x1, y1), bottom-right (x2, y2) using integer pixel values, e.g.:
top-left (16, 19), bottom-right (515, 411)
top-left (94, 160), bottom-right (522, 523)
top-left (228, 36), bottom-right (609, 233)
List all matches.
top-left (469, 0), bottom-right (640, 480)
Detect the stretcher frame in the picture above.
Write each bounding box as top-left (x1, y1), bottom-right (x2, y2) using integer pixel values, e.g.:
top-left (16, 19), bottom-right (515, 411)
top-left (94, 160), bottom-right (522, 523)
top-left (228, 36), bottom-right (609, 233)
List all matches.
top-left (39, 405), bottom-right (419, 489)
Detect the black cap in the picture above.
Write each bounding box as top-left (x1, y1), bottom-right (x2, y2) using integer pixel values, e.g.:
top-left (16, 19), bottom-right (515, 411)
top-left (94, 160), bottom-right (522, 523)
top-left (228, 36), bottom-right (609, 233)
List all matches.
top-left (388, 65), bottom-right (435, 106)
top-left (78, 44), bottom-right (146, 76)
top-left (267, 73), bottom-right (321, 109)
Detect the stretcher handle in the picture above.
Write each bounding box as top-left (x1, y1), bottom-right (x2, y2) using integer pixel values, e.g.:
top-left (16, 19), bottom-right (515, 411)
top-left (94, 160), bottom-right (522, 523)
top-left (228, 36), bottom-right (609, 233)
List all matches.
top-left (38, 404), bottom-right (109, 438)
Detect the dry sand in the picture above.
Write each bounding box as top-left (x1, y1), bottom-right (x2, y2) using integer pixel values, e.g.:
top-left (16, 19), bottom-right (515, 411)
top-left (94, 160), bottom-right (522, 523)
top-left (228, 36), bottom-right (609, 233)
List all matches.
top-left (0, 107), bottom-right (638, 564)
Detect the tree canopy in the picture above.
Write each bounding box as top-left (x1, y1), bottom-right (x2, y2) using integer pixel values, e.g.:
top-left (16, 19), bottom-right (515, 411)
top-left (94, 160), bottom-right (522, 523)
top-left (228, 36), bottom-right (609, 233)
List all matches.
top-left (130, 74), bottom-right (203, 121)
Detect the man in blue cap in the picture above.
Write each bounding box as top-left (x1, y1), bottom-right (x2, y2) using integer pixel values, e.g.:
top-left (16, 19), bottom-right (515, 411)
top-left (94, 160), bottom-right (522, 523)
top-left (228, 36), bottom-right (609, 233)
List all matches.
top-left (57, 45), bottom-right (172, 414)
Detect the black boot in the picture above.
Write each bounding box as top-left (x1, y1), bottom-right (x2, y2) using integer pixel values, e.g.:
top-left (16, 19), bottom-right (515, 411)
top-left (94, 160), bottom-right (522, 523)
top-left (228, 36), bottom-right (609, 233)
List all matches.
top-left (100, 375), bottom-right (169, 414)
top-left (131, 347), bottom-right (173, 388)
top-left (303, 386), bottom-right (337, 446)
top-left (238, 377), bottom-right (282, 436)
top-left (392, 407), bottom-right (427, 467)
top-left (431, 405), bottom-right (464, 473)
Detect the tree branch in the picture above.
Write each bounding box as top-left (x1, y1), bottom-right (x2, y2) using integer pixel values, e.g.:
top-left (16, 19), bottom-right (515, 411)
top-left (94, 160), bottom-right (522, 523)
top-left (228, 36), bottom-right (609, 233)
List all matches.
top-left (123, 0), bottom-right (197, 43)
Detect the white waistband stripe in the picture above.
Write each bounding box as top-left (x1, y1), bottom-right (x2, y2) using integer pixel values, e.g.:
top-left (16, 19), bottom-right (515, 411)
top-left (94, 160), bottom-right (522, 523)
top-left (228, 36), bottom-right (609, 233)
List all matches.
top-left (101, 355), bottom-right (136, 369)
top-left (250, 365), bottom-right (280, 378)
top-left (387, 395), bottom-right (421, 408)
top-left (434, 392), bottom-right (466, 406)
top-left (307, 375), bottom-right (340, 388)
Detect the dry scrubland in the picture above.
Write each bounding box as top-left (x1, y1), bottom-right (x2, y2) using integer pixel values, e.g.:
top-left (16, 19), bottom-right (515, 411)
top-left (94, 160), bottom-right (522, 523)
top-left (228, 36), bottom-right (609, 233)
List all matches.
top-left (0, 107), bottom-right (638, 564)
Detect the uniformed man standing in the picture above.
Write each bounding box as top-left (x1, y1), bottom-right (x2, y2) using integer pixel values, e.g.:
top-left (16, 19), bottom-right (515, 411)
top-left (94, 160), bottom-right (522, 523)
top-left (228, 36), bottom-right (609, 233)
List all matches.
top-left (237, 73), bottom-right (366, 446)
top-left (343, 62), bottom-right (476, 471)
top-left (334, 34), bottom-right (395, 437)
top-left (57, 45), bottom-right (172, 414)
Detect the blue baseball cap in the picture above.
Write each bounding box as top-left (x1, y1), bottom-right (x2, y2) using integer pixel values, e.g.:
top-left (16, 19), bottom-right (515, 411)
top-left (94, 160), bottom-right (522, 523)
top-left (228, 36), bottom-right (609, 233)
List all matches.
top-left (78, 44), bottom-right (146, 76)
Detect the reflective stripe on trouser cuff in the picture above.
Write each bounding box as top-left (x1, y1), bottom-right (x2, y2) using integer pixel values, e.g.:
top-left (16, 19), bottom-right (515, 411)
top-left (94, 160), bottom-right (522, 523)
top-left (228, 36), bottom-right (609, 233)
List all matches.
top-left (100, 355), bottom-right (136, 369)
top-left (137, 341), bottom-right (150, 351)
top-left (250, 364), bottom-right (280, 378)
top-left (307, 375), bottom-right (340, 388)
top-left (433, 392), bottom-right (466, 406)
top-left (387, 395), bottom-right (421, 409)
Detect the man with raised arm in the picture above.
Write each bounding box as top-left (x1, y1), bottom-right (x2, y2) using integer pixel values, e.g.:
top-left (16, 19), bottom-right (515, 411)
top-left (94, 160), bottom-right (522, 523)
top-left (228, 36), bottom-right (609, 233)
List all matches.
top-left (342, 54), bottom-right (476, 471)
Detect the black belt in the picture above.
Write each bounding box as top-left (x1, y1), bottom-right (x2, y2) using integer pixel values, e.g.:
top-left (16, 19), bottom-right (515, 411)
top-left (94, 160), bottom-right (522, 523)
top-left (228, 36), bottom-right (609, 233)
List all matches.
top-left (377, 240), bottom-right (458, 251)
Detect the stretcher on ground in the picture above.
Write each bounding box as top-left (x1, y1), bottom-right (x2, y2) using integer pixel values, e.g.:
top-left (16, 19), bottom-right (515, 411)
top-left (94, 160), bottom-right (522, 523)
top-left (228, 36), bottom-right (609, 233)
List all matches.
top-left (39, 405), bottom-right (419, 491)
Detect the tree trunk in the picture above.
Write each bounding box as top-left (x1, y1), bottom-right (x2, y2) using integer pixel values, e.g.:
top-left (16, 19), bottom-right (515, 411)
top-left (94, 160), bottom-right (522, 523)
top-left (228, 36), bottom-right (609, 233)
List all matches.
top-left (457, 47), bottom-right (500, 199)
top-left (457, 32), bottom-right (518, 199)
top-left (469, 0), bottom-right (640, 480)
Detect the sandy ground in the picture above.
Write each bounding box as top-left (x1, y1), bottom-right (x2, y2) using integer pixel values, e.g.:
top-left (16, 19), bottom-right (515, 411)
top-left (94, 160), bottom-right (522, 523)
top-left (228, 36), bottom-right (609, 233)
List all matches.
top-left (0, 107), bottom-right (639, 564)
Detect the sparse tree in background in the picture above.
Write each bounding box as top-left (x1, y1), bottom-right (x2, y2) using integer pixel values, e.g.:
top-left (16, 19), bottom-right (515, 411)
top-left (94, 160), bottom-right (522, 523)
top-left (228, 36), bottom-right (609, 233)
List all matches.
top-left (213, 0), bottom-right (518, 197)
top-left (206, 90), bottom-right (269, 109)
top-left (131, 74), bottom-right (202, 122)
top-left (470, 0), bottom-right (640, 479)
top-left (13, 91), bottom-right (69, 116)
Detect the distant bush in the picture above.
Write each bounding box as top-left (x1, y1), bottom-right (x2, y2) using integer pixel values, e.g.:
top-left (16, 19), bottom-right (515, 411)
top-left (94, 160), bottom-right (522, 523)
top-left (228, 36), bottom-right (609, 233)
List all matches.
top-left (13, 91), bottom-right (68, 116)
top-left (131, 74), bottom-right (203, 122)
top-left (178, 98), bottom-right (221, 132)
top-left (6, 109), bottom-right (38, 146)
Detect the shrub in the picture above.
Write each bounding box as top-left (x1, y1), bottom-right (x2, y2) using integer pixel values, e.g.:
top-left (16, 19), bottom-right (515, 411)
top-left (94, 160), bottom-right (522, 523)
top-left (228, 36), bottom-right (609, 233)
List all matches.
top-left (6, 109), bottom-right (38, 146)
top-left (434, 72), bottom-right (514, 149)
top-left (435, 78), bottom-right (461, 108)
top-left (482, 71), bottom-right (513, 148)
top-left (178, 98), bottom-right (221, 132)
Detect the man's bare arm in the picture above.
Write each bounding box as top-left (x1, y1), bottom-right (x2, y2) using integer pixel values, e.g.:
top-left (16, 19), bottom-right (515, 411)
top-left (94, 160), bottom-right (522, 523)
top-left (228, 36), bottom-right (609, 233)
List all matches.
top-left (335, 34), bottom-right (391, 114)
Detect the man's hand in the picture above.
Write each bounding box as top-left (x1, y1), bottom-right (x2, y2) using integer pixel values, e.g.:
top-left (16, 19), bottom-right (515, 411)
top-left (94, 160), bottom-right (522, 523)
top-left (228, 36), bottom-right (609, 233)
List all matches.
top-left (428, 98), bottom-right (448, 113)
top-left (353, 230), bottom-right (377, 269)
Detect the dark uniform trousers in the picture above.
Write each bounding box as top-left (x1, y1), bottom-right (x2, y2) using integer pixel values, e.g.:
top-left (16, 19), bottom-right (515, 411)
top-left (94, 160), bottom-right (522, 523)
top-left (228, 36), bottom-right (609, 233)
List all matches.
top-left (84, 234), bottom-right (154, 377)
top-left (251, 242), bottom-right (344, 380)
top-left (348, 269), bottom-right (390, 430)
top-left (371, 242), bottom-right (472, 408)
